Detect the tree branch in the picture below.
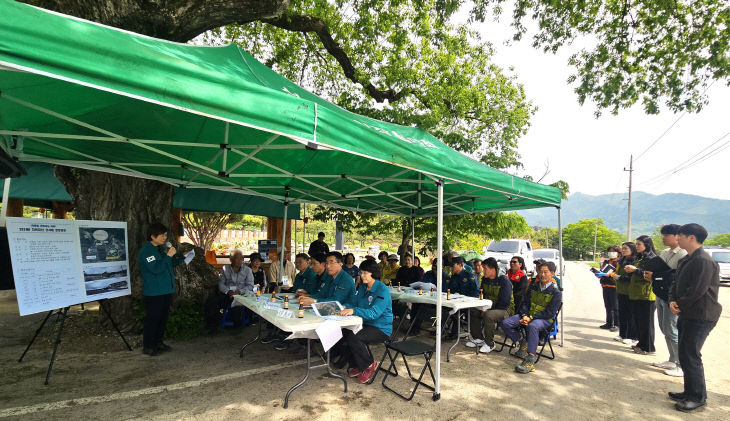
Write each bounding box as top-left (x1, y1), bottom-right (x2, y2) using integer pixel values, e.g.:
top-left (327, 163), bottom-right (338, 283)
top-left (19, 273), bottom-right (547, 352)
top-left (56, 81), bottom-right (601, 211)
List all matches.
top-left (261, 13), bottom-right (407, 103)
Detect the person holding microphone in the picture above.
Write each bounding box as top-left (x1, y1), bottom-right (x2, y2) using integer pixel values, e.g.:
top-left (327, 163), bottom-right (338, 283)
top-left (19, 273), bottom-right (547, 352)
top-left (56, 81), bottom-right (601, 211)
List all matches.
top-left (138, 222), bottom-right (183, 356)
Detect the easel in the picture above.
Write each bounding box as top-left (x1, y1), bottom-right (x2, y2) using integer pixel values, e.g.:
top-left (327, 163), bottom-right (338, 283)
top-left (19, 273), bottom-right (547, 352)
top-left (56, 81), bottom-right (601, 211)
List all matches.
top-left (18, 299), bottom-right (132, 385)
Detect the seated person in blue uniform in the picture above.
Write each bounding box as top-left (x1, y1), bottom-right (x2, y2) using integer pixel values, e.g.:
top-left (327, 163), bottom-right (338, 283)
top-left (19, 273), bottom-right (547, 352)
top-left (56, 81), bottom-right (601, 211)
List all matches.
top-left (299, 251), bottom-right (355, 307)
top-left (439, 256), bottom-right (478, 339)
top-left (289, 253), bottom-right (319, 296)
top-left (501, 260), bottom-right (562, 374)
top-left (334, 259), bottom-right (393, 384)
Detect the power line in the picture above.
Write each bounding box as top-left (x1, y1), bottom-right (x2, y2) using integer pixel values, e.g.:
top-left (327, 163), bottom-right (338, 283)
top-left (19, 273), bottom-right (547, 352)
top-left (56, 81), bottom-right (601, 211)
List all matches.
top-left (633, 81), bottom-right (716, 163)
top-left (638, 131), bottom-right (730, 188)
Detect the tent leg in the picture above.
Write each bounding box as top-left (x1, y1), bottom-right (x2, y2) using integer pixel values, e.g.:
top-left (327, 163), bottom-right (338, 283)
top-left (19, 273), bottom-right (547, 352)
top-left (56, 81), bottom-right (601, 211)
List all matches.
top-left (1, 178), bottom-right (10, 227)
top-left (557, 206), bottom-right (564, 347)
top-left (279, 202), bottom-right (288, 291)
top-left (411, 216), bottom-right (415, 256)
top-left (433, 179), bottom-right (443, 401)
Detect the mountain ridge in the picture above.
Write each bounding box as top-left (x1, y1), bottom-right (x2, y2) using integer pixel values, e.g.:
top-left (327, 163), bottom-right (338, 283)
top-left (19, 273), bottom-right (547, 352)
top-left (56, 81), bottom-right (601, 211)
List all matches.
top-left (518, 191), bottom-right (730, 235)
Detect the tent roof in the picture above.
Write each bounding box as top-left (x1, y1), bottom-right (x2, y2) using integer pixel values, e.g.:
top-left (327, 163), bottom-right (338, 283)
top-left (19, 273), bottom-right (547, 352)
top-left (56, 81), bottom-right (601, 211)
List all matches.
top-left (0, 1), bottom-right (561, 217)
top-left (0, 162), bottom-right (299, 219)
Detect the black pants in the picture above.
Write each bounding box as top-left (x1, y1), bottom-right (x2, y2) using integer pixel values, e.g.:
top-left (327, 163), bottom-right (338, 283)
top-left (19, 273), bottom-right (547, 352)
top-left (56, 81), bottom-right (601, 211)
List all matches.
top-left (143, 294), bottom-right (172, 349)
top-left (602, 287), bottom-right (619, 327)
top-left (617, 293), bottom-right (636, 339)
top-left (678, 317), bottom-right (716, 402)
top-left (631, 299), bottom-right (656, 352)
top-left (339, 325), bottom-right (388, 370)
top-left (204, 293), bottom-right (243, 329)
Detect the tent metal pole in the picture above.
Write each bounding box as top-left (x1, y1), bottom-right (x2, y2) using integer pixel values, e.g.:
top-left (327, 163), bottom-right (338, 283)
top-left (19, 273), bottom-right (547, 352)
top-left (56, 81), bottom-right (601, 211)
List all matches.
top-left (411, 215), bottom-right (415, 257)
top-left (1, 178), bottom-right (10, 227)
top-left (279, 200), bottom-right (289, 291)
top-left (433, 178), bottom-right (443, 401)
top-left (558, 206), bottom-right (564, 347)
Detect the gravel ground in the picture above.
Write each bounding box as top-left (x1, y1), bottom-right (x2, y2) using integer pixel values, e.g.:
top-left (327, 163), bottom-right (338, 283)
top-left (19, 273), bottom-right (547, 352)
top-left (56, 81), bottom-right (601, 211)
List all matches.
top-left (0, 261), bottom-right (728, 420)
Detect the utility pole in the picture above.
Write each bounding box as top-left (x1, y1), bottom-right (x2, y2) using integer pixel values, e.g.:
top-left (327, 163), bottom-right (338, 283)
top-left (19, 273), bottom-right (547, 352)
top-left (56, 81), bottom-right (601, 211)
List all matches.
top-left (624, 155), bottom-right (634, 241)
top-left (545, 228), bottom-right (549, 248)
top-left (593, 220), bottom-right (598, 261)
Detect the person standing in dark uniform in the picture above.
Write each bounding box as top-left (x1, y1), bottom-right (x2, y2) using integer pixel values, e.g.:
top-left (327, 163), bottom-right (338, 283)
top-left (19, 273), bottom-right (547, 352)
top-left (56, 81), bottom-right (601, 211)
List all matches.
top-left (138, 222), bottom-right (183, 356)
top-left (307, 232), bottom-right (329, 257)
top-left (668, 223), bottom-right (722, 413)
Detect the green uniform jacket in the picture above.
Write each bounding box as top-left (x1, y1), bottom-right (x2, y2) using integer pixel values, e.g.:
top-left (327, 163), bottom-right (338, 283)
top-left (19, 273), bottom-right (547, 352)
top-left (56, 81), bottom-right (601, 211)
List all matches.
top-left (520, 281), bottom-right (562, 324)
top-left (293, 266), bottom-right (319, 295)
top-left (312, 269), bottom-right (355, 307)
top-left (138, 241), bottom-right (183, 296)
top-left (480, 275), bottom-right (514, 315)
top-left (615, 262), bottom-right (632, 296)
top-left (628, 255), bottom-right (655, 301)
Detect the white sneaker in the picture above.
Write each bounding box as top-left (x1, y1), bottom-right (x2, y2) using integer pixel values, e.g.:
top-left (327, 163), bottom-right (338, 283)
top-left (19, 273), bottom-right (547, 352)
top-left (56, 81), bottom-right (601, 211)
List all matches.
top-left (478, 343), bottom-right (494, 354)
top-left (613, 335), bottom-right (623, 342)
top-left (622, 338), bottom-right (634, 345)
top-left (664, 367), bottom-right (683, 377)
top-left (653, 361), bottom-right (676, 369)
top-left (465, 339), bottom-right (485, 348)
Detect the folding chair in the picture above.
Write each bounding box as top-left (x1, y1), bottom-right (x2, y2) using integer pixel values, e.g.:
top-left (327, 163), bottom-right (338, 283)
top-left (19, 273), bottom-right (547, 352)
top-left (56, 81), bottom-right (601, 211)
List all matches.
top-left (380, 339), bottom-right (436, 401)
top-left (533, 303), bottom-right (561, 363)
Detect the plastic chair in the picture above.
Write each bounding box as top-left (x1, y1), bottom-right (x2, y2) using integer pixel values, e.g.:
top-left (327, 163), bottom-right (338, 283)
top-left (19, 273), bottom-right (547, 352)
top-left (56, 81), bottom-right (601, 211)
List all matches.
top-left (220, 303), bottom-right (234, 331)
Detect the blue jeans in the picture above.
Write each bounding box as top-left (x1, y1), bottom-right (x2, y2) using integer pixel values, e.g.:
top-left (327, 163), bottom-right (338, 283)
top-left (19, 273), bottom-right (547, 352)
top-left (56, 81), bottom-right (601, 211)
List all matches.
top-left (656, 297), bottom-right (679, 365)
top-left (501, 314), bottom-right (553, 354)
top-left (678, 318), bottom-right (716, 402)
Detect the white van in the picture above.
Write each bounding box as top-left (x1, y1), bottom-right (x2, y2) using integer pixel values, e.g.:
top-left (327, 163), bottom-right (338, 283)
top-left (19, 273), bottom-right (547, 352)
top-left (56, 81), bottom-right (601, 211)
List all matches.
top-left (484, 239), bottom-right (535, 276)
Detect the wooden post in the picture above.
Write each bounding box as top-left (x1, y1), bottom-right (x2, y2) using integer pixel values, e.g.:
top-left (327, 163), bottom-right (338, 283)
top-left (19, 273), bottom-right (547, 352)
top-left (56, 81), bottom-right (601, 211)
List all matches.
top-left (266, 217), bottom-right (292, 252)
top-left (6, 198), bottom-right (24, 217)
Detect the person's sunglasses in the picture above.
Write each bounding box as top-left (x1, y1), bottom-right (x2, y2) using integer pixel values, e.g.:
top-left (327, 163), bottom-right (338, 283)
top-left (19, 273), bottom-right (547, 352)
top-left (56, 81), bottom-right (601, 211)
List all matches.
top-left (510, 261), bottom-right (519, 264)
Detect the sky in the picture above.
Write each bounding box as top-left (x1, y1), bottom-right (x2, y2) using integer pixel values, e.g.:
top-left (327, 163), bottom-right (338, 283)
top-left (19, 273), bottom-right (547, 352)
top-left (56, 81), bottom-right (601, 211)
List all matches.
top-left (467, 13), bottom-right (730, 201)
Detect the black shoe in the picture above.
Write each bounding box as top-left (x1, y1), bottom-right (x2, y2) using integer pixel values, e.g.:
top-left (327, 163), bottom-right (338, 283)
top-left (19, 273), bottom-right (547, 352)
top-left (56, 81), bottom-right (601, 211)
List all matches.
top-left (143, 347), bottom-right (160, 356)
top-left (608, 326), bottom-right (619, 332)
top-left (273, 340), bottom-right (290, 351)
top-left (156, 343), bottom-right (172, 353)
top-left (675, 400), bottom-right (706, 412)
top-left (599, 324), bottom-right (611, 329)
top-left (668, 392), bottom-right (687, 402)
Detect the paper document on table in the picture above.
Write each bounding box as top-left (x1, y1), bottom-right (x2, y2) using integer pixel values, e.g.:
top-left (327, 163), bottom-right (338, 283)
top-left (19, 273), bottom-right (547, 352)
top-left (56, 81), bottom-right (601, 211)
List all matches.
top-left (315, 320), bottom-right (342, 352)
top-left (409, 282), bottom-right (437, 291)
top-left (184, 250), bottom-right (195, 265)
top-left (322, 315), bottom-right (352, 321)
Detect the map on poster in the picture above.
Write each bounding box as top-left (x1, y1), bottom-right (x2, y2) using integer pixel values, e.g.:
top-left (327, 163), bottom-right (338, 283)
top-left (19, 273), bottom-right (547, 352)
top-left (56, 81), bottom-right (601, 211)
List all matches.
top-left (6, 217), bottom-right (131, 316)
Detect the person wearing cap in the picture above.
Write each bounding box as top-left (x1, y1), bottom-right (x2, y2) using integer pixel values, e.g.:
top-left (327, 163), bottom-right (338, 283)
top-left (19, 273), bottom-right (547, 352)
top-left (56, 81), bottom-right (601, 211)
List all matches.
top-left (440, 256), bottom-right (477, 340)
top-left (381, 253), bottom-right (400, 286)
top-left (308, 231), bottom-right (330, 257)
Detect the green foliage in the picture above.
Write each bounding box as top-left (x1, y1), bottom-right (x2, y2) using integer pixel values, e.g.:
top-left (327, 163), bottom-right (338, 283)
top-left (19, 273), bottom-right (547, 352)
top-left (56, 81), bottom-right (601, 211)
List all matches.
top-left (205, 0), bottom-right (535, 171)
top-left (562, 218), bottom-right (623, 260)
top-left (526, 226), bottom-right (560, 249)
top-left (706, 233), bottom-right (730, 247)
top-left (225, 214), bottom-right (266, 231)
top-left (472, 0), bottom-right (730, 115)
top-left (133, 298), bottom-right (205, 340)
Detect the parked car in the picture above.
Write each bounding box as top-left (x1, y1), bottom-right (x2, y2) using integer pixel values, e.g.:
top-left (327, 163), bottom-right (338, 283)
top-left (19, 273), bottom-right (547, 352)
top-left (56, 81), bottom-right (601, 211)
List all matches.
top-left (704, 248), bottom-right (730, 285)
top-left (483, 239), bottom-right (535, 276)
top-left (533, 248), bottom-right (565, 277)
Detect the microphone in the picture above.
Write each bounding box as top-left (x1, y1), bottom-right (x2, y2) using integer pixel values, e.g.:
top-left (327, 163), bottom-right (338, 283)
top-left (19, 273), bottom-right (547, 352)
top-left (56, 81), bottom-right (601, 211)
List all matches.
top-left (165, 241), bottom-right (172, 249)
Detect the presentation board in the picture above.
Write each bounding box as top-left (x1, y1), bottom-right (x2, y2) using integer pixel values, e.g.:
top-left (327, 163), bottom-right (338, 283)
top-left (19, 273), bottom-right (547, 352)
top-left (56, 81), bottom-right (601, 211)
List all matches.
top-left (6, 217), bottom-right (131, 316)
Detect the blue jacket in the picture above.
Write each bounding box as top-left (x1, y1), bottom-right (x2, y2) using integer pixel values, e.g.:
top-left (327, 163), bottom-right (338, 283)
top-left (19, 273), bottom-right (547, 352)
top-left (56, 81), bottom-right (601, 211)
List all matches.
top-left (313, 269), bottom-right (355, 307)
top-left (138, 242), bottom-right (183, 296)
top-left (351, 281), bottom-right (393, 336)
top-left (293, 266), bottom-right (319, 294)
top-left (447, 269), bottom-right (478, 297)
top-left (423, 270), bottom-right (449, 288)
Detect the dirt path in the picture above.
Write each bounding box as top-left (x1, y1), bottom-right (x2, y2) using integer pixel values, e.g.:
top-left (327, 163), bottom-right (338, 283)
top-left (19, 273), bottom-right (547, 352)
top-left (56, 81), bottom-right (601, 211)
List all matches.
top-left (0, 261), bottom-right (728, 420)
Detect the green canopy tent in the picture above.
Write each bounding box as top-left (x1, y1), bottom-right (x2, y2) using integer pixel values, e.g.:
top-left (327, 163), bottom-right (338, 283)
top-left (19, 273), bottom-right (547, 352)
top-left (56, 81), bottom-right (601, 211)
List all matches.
top-left (0, 161), bottom-right (300, 218)
top-left (0, 0), bottom-right (564, 400)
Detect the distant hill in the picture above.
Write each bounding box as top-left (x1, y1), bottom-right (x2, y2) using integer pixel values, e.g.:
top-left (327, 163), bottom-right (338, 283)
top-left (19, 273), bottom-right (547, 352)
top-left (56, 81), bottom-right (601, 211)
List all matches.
top-left (518, 192), bottom-right (730, 235)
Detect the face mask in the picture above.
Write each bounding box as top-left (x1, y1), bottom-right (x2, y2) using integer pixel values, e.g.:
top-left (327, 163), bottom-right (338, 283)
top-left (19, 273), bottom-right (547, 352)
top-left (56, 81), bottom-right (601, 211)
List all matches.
top-left (607, 251), bottom-right (618, 259)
